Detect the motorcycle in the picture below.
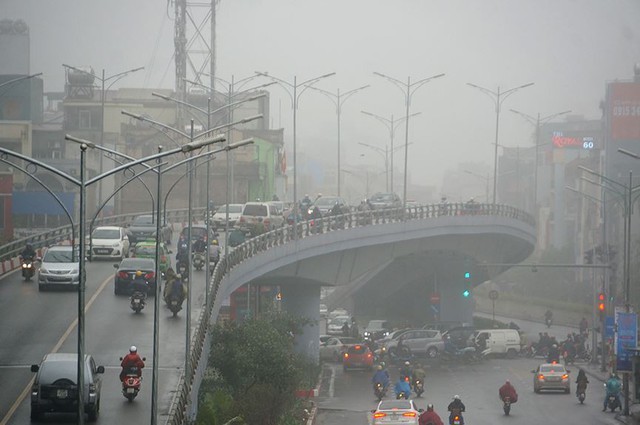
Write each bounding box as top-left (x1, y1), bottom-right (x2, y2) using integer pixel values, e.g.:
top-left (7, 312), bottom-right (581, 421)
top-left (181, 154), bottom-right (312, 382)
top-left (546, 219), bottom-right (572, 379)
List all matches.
top-left (605, 387), bottom-right (621, 412)
top-left (545, 317), bottom-right (553, 328)
top-left (396, 390), bottom-right (409, 400)
top-left (448, 410), bottom-right (464, 425)
top-left (167, 293), bottom-right (184, 317)
top-left (502, 396), bottom-right (511, 415)
top-left (192, 252), bottom-right (205, 271)
top-left (176, 261), bottom-right (189, 282)
top-left (21, 258), bottom-right (35, 281)
top-left (563, 350), bottom-right (575, 365)
top-left (130, 290), bottom-right (146, 313)
top-left (119, 358), bottom-right (146, 402)
top-left (374, 382), bottom-right (386, 401)
top-left (576, 382), bottom-right (587, 404)
top-left (413, 378), bottom-right (424, 397)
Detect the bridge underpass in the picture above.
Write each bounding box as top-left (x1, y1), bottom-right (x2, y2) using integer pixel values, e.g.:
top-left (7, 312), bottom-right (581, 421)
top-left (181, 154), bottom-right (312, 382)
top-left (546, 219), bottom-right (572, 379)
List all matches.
top-left (212, 210), bottom-right (536, 363)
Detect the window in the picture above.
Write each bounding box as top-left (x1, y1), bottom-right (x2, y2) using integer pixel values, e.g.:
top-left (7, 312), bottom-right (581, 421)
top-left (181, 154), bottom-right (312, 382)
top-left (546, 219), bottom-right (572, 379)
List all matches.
top-left (79, 110), bottom-right (92, 129)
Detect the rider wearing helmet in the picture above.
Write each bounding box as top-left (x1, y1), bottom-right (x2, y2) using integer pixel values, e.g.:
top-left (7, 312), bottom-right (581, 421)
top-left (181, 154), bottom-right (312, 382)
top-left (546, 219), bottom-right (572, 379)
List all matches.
top-left (20, 243), bottom-right (36, 261)
top-left (447, 395), bottom-right (466, 424)
top-left (394, 375), bottom-right (411, 399)
top-left (419, 403), bottom-right (444, 425)
top-left (399, 361), bottom-right (412, 381)
top-left (120, 345), bottom-right (145, 382)
top-left (372, 364), bottom-right (390, 391)
top-left (604, 373), bottom-right (622, 411)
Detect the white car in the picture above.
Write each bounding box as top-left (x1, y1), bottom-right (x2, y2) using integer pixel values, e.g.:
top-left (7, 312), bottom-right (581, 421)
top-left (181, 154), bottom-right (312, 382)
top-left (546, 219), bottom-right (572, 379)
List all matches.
top-left (327, 316), bottom-right (351, 335)
top-left (207, 204), bottom-right (244, 230)
top-left (372, 399), bottom-right (421, 425)
top-left (319, 336), bottom-right (359, 362)
top-left (89, 226), bottom-right (130, 260)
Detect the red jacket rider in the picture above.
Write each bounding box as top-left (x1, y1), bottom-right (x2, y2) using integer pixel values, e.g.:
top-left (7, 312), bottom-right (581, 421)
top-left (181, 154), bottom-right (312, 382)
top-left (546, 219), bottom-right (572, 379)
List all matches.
top-left (419, 404), bottom-right (444, 425)
top-left (499, 380), bottom-right (518, 403)
top-left (120, 345), bottom-right (145, 382)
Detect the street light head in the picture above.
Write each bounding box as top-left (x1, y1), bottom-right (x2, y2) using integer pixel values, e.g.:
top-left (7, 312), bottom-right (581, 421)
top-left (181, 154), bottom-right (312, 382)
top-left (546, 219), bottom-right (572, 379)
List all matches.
top-left (227, 138), bottom-right (254, 150)
top-left (65, 134), bottom-right (96, 149)
top-left (121, 109), bottom-right (143, 121)
top-left (183, 134), bottom-right (226, 152)
top-left (152, 92), bottom-right (172, 101)
top-left (618, 148), bottom-right (640, 160)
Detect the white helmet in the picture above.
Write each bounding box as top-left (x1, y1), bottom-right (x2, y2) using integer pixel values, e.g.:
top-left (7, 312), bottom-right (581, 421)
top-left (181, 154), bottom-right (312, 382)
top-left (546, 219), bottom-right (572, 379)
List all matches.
top-left (129, 345), bottom-right (137, 353)
top-left (453, 395), bottom-right (460, 400)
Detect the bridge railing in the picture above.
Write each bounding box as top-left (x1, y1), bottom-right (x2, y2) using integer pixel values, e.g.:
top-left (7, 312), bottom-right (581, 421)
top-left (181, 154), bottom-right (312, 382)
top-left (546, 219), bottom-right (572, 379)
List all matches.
top-left (166, 202), bottom-right (534, 424)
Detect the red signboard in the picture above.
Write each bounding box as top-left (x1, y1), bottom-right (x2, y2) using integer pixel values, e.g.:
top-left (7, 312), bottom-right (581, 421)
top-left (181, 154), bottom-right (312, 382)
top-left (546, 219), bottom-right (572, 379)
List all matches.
top-left (609, 82), bottom-right (640, 142)
top-left (430, 293), bottom-right (441, 304)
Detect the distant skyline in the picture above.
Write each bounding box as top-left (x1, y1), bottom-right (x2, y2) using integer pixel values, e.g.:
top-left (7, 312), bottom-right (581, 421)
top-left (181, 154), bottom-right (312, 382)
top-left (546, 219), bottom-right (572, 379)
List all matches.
top-left (4, 0), bottom-right (640, 195)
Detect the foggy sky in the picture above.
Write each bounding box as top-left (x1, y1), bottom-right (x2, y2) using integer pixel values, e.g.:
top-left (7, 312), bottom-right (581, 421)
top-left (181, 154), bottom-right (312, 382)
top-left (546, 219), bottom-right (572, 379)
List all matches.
top-left (4, 0), bottom-right (640, 195)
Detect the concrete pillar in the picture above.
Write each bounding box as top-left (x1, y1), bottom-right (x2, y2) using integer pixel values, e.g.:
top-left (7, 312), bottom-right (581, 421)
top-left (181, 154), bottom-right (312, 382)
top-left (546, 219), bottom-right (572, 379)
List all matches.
top-left (281, 284), bottom-right (321, 363)
top-left (439, 279), bottom-right (474, 324)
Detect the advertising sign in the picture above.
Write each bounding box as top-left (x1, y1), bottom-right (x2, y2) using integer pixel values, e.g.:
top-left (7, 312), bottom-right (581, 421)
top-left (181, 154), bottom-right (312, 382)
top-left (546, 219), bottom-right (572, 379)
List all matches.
top-left (605, 316), bottom-right (615, 339)
top-left (608, 82), bottom-right (640, 142)
top-left (615, 311), bottom-right (638, 372)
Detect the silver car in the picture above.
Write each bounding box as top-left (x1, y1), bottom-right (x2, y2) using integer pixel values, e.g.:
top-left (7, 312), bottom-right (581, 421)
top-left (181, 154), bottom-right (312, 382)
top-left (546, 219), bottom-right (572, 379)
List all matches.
top-left (37, 245), bottom-right (80, 291)
top-left (384, 329), bottom-right (445, 358)
top-left (532, 363), bottom-right (571, 393)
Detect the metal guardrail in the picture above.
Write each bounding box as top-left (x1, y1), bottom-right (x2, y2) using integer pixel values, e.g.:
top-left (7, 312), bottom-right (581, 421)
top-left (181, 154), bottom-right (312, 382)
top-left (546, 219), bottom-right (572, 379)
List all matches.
top-left (165, 202), bottom-right (535, 424)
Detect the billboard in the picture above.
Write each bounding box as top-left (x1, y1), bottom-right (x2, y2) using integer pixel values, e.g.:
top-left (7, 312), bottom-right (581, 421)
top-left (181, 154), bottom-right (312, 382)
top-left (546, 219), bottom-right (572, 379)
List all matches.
top-left (615, 311), bottom-right (638, 372)
top-left (608, 82), bottom-right (640, 142)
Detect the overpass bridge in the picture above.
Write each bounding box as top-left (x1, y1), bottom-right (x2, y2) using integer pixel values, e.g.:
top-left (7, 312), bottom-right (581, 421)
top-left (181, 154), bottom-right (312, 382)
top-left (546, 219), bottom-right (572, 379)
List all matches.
top-left (1, 202), bottom-right (535, 424)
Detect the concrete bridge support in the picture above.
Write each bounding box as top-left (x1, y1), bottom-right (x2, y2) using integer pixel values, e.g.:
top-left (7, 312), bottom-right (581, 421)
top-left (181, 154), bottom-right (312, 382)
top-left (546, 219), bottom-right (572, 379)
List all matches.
top-left (281, 284), bottom-right (321, 363)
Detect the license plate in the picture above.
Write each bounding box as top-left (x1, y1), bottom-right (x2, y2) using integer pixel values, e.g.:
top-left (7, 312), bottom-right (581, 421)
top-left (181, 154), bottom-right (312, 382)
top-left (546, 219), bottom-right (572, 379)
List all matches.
top-left (133, 299), bottom-right (140, 304)
top-left (96, 249), bottom-right (109, 254)
top-left (127, 387), bottom-right (135, 394)
top-left (56, 389), bottom-right (68, 399)
top-left (172, 301), bottom-right (178, 306)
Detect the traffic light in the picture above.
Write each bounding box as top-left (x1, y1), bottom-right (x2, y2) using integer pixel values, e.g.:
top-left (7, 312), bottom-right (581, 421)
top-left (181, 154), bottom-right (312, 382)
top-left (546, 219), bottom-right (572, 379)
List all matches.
top-left (598, 292), bottom-right (605, 319)
top-left (462, 267), bottom-right (471, 297)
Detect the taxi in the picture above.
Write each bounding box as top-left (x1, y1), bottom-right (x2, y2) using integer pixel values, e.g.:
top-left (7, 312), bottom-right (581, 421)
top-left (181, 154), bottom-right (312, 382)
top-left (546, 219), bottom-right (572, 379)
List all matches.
top-left (131, 239), bottom-right (172, 275)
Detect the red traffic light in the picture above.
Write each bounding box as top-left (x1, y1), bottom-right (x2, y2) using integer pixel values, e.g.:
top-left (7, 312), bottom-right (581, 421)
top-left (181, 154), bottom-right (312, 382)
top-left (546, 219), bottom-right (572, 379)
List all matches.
top-left (598, 292), bottom-right (605, 312)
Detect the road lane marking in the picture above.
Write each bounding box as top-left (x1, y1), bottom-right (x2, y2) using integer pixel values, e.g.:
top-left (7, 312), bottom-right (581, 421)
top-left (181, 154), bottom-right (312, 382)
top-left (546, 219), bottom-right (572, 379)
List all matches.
top-left (0, 274), bottom-right (112, 425)
top-left (329, 365), bottom-right (335, 398)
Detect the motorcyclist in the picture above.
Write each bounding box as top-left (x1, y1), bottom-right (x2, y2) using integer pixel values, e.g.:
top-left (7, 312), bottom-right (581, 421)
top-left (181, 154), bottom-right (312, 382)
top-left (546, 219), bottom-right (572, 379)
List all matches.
top-left (163, 267), bottom-right (187, 305)
top-left (192, 236), bottom-right (206, 254)
top-left (350, 317), bottom-right (360, 338)
top-left (130, 270), bottom-right (150, 297)
top-left (547, 343), bottom-right (560, 363)
top-left (579, 317), bottom-right (589, 336)
top-left (419, 404), bottom-right (444, 425)
top-left (499, 379), bottom-right (518, 404)
top-left (576, 368), bottom-right (589, 396)
top-left (175, 236), bottom-right (189, 264)
top-left (412, 362), bottom-right (426, 394)
top-left (603, 373), bottom-right (622, 411)
top-left (447, 395), bottom-right (466, 424)
top-left (544, 309), bottom-right (553, 324)
top-left (394, 376), bottom-right (411, 399)
top-left (341, 321), bottom-right (350, 337)
top-left (372, 365), bottom-right (390, 392)
top-left (209, 239), bottom-right (221, 266)
top-left (399, 361), bottom-right (413, 381)
top-left (20, 243), bottom-right (36, 261)
top-left (120, 345), bottom-right (145, 382)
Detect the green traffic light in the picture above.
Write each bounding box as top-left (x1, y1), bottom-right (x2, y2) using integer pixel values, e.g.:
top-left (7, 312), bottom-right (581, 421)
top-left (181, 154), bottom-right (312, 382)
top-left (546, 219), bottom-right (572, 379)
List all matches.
top-left (462, 289), bottom-right (471, 297)
top-left (464, 272), bottom-right (470, 279)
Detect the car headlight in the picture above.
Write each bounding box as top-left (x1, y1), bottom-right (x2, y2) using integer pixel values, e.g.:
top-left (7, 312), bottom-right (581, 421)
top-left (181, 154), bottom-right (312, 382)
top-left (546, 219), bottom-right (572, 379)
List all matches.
top-left (112, 242), bottom-right (120, 247)
top-left (72, 269), bottom-right (79, 274)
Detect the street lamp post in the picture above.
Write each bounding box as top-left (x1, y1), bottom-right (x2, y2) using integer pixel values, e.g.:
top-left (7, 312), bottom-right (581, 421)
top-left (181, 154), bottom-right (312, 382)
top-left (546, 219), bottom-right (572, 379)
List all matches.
top-left (62, 64), bottom-right (144, 210)
top-left (359, 143), bottom-right (388, 191)
top-left (360, 111), bottom-right (421, 195)
top-left (254, 71), bottom-right (336, 235)
top-left (466, 82), bottom-right (534, 205)
top-left (374, 72), bottom-right (445, 211)
top-left (0, 72), bottom-right (42, 93)
top-left (510, 108), bottom-right (572, 213)
top-left (309, 85), bottom-right (369, 196)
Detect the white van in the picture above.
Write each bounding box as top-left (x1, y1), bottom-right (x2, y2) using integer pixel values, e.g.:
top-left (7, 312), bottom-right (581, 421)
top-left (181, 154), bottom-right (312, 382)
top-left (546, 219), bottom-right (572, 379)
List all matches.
top-left (471, 329), bottom-right (521, 357)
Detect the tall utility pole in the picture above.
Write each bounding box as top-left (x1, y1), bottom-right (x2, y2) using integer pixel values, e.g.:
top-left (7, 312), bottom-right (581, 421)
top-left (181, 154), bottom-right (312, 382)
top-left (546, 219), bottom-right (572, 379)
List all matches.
top-left (174, 0), bottom-right (187, 129)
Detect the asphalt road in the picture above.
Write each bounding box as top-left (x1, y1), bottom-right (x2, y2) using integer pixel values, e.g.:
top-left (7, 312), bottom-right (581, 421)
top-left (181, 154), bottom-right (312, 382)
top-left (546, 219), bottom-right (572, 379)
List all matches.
top-left (0, 234), bottom-right (214, 424)
top-left (316, 314), bottom-right (620, 425)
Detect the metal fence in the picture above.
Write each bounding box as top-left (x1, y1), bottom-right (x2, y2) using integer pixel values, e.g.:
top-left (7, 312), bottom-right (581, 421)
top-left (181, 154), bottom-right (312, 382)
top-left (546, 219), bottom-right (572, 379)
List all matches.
top-left (164, 203), bottom-right (535, 424)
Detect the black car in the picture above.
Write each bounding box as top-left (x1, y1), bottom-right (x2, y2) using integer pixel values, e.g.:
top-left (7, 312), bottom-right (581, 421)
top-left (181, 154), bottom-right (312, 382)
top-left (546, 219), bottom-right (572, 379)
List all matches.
top-left (30, 353), bottom-right (105, 422)
top-left (113, 257), bottom-right (157, 295)
top-left (442, 326), bottom-right (477, 350)
top-left (127, 215), bottom-right (172, 245)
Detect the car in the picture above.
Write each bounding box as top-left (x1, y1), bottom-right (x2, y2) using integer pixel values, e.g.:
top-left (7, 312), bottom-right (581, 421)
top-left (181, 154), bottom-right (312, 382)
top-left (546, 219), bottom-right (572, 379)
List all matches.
top-left (369, 192), bottom-right (402, 210)
top-left (342, 344), bottom-right (374, 371)
top-left (206, 203), bottom-right (244, 230)
top-left (363, 320), bottom-right (392, 341)
top-left (328, 308), bottom-right (349, 319)
top-left (532, 362), bottom-right (571, 393)
top-left (320, 336), bottom-right (360, 362)
top-left (127, 214), bottom-right (172, 245)
top-left (237, 202), bottom-right (285, 235)
top-left (384, 329), bottom-right (445, 359)
top-left (131, 240), bottom-right (172, 274)
top-left (113, 257), bottom-right (157, 295)
top-left (37, 245), bottom-right (80, 291)
top-left (88, 226), bottom-right (130, 260)
top-left (371, 399), bottom-right (421, 425)
top-left (30, 353), bottom-right (105, 422)
top-left (180, 224), bottom-right (217, 244)
top-left (327, 316), bottom-right (351, 336)
top-left (442, 326), bottom-right (477, 350)
top-left (313, 195), bottom-right (349, 216)
top-left (422, 321), bottom-right (467, 332)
